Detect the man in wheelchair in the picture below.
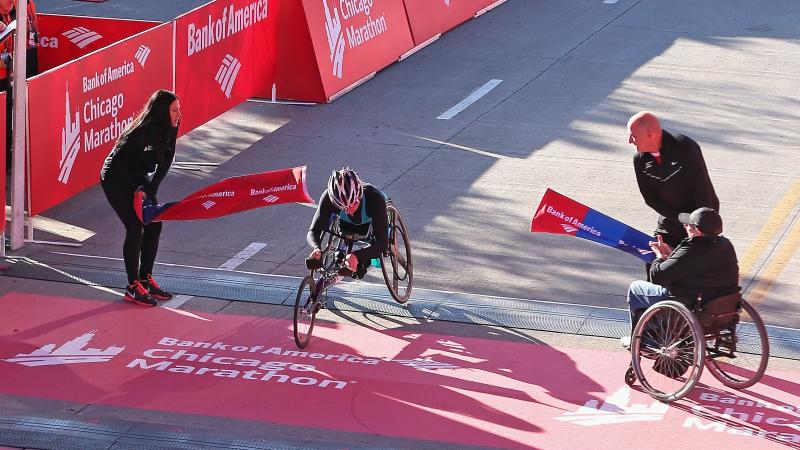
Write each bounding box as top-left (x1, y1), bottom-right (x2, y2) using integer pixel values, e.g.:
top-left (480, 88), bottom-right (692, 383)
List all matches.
top-left (306, 167), bottom-right (389, 279)
top-left (621, 207), bottom-right (739, 368)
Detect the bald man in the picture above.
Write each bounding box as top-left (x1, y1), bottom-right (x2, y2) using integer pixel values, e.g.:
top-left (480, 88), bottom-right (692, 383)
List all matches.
top-left (627, 112), bottom-right (719, 248)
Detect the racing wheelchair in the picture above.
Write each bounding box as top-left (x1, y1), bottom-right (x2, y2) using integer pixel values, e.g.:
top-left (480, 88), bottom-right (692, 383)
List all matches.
top-left (293, 201), bottom-right (413, 348)
top-left (624, 292), bottom-right (769, 402)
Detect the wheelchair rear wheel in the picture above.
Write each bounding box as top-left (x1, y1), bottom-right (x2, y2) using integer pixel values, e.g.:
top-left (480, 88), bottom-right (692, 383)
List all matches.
top-left (631, 300), bottom-right (705, 402)
top-left (704, 299), bottom-right (769, 389)
top-left (381, 203), bottom-right (413, 304)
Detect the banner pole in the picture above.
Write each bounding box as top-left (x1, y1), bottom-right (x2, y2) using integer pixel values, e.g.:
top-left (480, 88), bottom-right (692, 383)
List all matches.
top-left (9, 1), bottom-right (28, 250)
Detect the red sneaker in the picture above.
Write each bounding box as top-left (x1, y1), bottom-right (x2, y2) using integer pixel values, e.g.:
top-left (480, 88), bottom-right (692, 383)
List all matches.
top-left (142, 274), bottom-right (173, 301)
top-left (124, 280), bottom-right (157, 306)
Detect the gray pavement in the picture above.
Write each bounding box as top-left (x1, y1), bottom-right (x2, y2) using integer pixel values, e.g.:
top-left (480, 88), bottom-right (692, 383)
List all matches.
top-left (4, 0), bottom-right (800, 448)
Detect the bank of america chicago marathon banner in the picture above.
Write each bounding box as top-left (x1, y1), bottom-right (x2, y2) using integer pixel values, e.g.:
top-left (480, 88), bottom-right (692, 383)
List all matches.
top-left (26, 22), bottom-right (173, 216)
top-left (1, 293), bottom-right (798, 449)
top-left (134, 166), bottom-right (314, 224)
top-left (531, 188), bottom-right (656, 263)
top-left (174, 0), bottom-right (279, 134)
top-left (402, 0), bottom-right (502, 45)
top-left (36, 14), bottom-right (160, 73)
top-left (276, 0), bottom-right (414, 102)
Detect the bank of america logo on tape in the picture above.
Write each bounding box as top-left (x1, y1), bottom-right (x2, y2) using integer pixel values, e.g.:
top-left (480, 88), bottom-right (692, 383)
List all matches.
top-left (202, 200), bottom-right (216, 209)
top-left (215, 54), bottom-right (241, 99)
top-left (134, 45), bottom-right (151, 67)
top-left (555, 387), bottom-right (668, 426)
top-left (263, 195), bottom-right (279, 203)
top-left (561, 223), bottom-right (578, 233)
top-left (62, 27), bottom-right (103, 48)
top-left (4, 331), bottom-right (125, 366)
top-left (322, 0), bottom-right (345, 78)
top-left (59, 85), bottom-right (81, 184)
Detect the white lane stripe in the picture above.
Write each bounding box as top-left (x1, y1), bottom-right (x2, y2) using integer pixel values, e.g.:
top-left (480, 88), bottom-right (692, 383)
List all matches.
top-left (437, 79), bottom-right (502, 120)
top-left (603, 0), bottom-right (618, 3)
top-left (161, 243), bottom-right (267, 308)
top-left (218, 243), bottom-right (268, 271)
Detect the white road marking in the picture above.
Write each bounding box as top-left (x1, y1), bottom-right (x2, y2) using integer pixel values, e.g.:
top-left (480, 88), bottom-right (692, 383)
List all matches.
top-left (162, 242), bottom-right (267, 308)
top-left (603, 0), bottom-right (618, 4)
top-left (437, 79), bottom-right (502, 120)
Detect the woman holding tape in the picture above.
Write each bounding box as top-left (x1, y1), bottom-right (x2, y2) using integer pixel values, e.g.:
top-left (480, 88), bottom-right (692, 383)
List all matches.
top-left (100, 89), bottom-right (181, 306)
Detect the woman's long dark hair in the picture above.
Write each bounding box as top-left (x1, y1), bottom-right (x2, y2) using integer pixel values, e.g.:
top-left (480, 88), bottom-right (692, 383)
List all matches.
top-left (118, 89), bottom-right (178, 164)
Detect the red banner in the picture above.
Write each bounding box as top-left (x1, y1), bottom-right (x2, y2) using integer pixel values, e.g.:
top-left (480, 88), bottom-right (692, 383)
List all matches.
top-left (276, 0), bottom-right (414, 102)
top-left (135, 166), bottom-right (314, 223)
top-left (27, 23), bottom-right (173, 216)
top-left (402, 0), bottom-right (501, 45)
top-left (174, 0), bottom-right (279, 134)
top-left (37, 14), bottom-right (160, 73)
top-left (0, 91), bottom-right (4, 234)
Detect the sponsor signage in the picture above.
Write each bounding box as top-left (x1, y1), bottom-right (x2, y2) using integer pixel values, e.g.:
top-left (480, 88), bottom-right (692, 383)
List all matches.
top-left (275, 0), bottom-right (414, 102)
top-left (402, 0), bottom-right (502, 45)
top-left (531, 188), bottom-right (656, 263)
top-left (134, 166), bottom-right (314, 223)
top-left (37, 14), bottom-right (160, 73)
top-left (0, 91), bottom-right (4, 234)
top-left (0, 293), bottom-right (797, 448)
top-left (174, 0), bottom-right (279, 133)
top-left (27, 23), bottom-right (173, 216)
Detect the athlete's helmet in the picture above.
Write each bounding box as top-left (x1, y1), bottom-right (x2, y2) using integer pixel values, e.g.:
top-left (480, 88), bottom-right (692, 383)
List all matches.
top-left (328, 167), bottom-right (363, 210)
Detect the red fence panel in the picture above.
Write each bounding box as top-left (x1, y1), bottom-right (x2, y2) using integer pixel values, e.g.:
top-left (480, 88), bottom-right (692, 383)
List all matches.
top-left (276, 0), bottom-right (414, 102)
top-left (174, 0), bottom-right (279, 134)
top-left (0, 91), bottom-right (4, 234)
top-left (27, 22), bottom-right (173, 216)
top-left (37, 14), bottom-right (160, 73)
top-left (401, 0), bottom-right (501, 45)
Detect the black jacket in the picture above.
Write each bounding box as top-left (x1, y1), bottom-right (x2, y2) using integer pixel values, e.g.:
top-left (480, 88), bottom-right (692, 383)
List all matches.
top-left (100, 125), bottom-right (176, 198)
top-left (650, 235), bottom-right (739, 301)
top-left (634, 131), bottom-right (719, 239)
top-left (307, 183), bottom-right (388, 262)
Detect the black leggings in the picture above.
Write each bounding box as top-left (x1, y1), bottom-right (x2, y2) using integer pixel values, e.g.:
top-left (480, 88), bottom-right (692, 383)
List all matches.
top-left (101, 181), bottom-right (162, 284)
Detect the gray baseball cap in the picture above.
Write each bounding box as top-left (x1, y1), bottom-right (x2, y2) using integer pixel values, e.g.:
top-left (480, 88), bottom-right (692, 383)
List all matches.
top-left (678, 207), bottom-right (723, 235)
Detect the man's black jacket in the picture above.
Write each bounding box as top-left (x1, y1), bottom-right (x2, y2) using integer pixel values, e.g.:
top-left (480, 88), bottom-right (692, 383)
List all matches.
top-left (650, 234), bottom-right (739, 301)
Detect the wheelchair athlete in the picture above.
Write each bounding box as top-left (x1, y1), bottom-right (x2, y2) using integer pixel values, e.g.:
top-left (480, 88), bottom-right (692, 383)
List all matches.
top-left (621, 207), bottom-right (739, 364)
top-left (306, 167), bottom-right (389, 278)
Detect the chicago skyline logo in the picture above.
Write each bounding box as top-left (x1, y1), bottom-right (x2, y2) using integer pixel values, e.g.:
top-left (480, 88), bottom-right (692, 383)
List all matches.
top-left (555, 387), bottom-right (668, 426)
top-left (322, 0), bottom-right (345, 79)
top-left (4, 331), bottom-right (125, 366)
top-left (59, 84), bottom-right (81, 184)
top-left (134, 45), bottom-right (151, 67)
top-left (215, 54), bottom-right (241, 99)
top-left (390, 358), bottom-right (460, 371)
top-left (62, 27), bottom-right (103, 49)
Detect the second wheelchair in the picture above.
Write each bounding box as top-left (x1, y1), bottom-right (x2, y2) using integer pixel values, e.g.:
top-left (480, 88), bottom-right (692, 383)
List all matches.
top-left (624, 292), bottom-right (769, 402)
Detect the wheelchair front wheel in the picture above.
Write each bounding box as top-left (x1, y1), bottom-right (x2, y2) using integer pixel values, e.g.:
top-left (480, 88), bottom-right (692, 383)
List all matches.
top-left (705, 299), bottom-right (769, 389)
top-left (381, 203), bottom-right (413, 304)
top-left (631, 300), bottom-right (705, 402)
top-left (293, 276), bottom-right (318, 349)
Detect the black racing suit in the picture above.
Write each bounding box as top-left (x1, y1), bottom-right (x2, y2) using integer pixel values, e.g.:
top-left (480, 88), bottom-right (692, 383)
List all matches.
top-left (307, 183), bottom-right (389, 275)
top-left (100, 125), bottom-right (176, 284)
top-left (650, 234), bottom-right (739, 302)
top-left (634, 131), bottom-right (719, 248)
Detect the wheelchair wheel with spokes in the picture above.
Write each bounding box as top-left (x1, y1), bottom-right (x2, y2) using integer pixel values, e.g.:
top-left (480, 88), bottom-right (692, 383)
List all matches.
top-left (381, 203), bottom-right (413, 304)
top-left (631, 300), bottom-right (705, 402)
top-left (705, 299), bottom-right (769, 389)
top-left (293, 276), bottom-right (318, 349)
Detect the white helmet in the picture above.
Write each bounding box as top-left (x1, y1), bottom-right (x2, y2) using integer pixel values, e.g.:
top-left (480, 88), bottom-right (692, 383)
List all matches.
top-left (328, 167), bottom-right (363, 210)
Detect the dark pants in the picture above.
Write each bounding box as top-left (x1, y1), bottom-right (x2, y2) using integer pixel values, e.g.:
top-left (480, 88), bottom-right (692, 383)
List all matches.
top-left (102, 181), bottom-right (162, 284)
